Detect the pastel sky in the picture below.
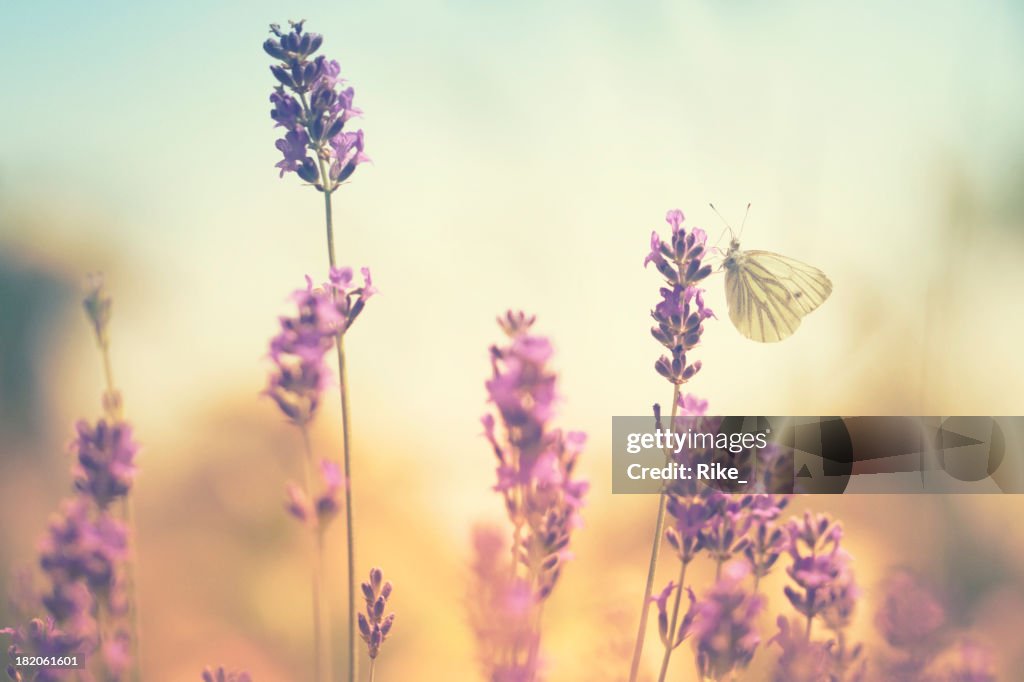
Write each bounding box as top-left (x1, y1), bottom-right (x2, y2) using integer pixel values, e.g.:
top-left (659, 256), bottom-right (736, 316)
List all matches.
top-left (2, 0), bottom-right (1023, 528)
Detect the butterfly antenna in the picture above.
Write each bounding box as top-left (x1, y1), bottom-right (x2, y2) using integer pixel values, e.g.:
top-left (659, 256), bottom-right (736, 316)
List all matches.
top-left (738, 203), bottom-right (751, 239)
top-left (708, 203), bottom-right (732, 249)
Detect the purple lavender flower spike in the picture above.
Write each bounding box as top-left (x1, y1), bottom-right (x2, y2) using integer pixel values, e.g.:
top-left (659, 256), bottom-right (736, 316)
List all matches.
top-left (484, 312), bottom-right (588, 598)
top-left (71, 419), bottom-right (138, 510)
top-left (783, 512), bottom-right (845, 618)
top-left (647, 212), bottom-right (714, 385)
top-left (265, 270), bottom-right (374, 426)
top-left (357, 568), bottom-right (395, 660)
top-left (265, 20), bottom-right (367, 192)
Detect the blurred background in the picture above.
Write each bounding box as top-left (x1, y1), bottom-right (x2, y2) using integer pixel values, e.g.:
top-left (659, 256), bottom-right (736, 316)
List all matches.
top-left (2, 0), bottom-right (1023, 679)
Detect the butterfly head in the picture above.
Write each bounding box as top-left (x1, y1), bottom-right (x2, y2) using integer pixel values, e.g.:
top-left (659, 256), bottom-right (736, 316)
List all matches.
top-left (721, 237), bottom-right (742, 270)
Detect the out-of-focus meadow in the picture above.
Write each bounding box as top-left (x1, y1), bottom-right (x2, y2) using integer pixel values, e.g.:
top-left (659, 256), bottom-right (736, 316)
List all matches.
top-left (2, 1), bottom-right (1024, 680)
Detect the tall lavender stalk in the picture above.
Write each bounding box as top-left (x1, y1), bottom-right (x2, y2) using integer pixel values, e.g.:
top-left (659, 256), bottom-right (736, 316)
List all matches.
top-left (479, 311), bottom-right (588, 681)
top-left (628, 210), bottom-right (712, 682)
top-left (82, 275), bottom-right (143, 682)
top-left (3, 276), bottom-right (140, 681)
top-left (266, 269), bottom-right (373, 681)
top-left (264, 20), bottom-right (369, 682)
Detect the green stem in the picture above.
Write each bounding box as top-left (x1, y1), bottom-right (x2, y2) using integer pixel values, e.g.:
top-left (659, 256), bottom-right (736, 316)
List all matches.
top-left (300, 426), bottom-right (328, 682)
top-left (368, 659), bottom-right (376, 682)
top-left (656, 559), bottom-right (689, 682)
top-left (628, 385), bottom-right (681, 682)
top-left (319, 185), bottom-right (357, 682)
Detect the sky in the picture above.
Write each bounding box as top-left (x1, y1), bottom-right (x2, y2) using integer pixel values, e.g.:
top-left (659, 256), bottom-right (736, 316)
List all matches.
top-left (2, 0), bottom-right (1024, 529)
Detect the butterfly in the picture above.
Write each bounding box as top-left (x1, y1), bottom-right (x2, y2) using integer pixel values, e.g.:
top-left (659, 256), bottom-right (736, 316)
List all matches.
top-left (714, 205), bottom-right (833, 343)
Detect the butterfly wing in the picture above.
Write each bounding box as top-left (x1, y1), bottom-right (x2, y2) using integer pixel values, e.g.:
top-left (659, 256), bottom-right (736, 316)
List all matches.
top-left (725, 250), bottom-right (832, 342)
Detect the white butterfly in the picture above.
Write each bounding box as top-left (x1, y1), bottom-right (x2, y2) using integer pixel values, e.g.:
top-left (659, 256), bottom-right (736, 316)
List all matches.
top-left (714, 206), bottom-right (833, 343)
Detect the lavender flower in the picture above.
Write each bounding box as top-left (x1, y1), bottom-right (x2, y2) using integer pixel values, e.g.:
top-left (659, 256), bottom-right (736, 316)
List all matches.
top-left (201, 667), bottom-right (253, 682)
top-left (691, 561), bottom-right (763, 680)
top-left (781, 512), bottom-right (865, 680)
top-left (357, 569), bottom-right (395, 660)
top-left (646, 210), bottom-right (714, 385)
top-left (265, 20), bottom-right (368, 191)
top-left (476, 315), bottom-right (586, 682)
top-left (70, 419), bottom-right (138, 510)
top-left (265, 268), bottom-right (374, 425)
top-left (483, 312), bottom-right (588, 597)
top-left (783, 512), bottom-right (848, 624)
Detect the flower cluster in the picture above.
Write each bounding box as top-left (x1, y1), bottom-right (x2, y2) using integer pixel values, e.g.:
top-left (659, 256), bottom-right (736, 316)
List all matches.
top-left (645, 210), bottom-right (714, 385)
top-left (476, 313), bottom-right (588, 681)
top-left (691, 561), bottom-right (763, 680)
top-left (71, 419), bottom-right (137, 510)
top-left (357, 569), bottom-right (395, 660)
top-left (265, 267), bottom-right (375, 426)
top-left (265, 20), bottom-right (368, 191)
top-left (783, 512), bottom-right (851, 624)
top-left (775, 512), bottom-right (865, 680)
top-left (483, 312), bottom-right (588, 596)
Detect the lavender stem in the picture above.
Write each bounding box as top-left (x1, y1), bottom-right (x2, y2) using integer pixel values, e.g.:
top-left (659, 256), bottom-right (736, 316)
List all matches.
top-left (628, 385), bottom-right (680, 682)
top-left (300, 425), bottom-right (328, 682)
top-left (318, 185), bottom-right (358, 682)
